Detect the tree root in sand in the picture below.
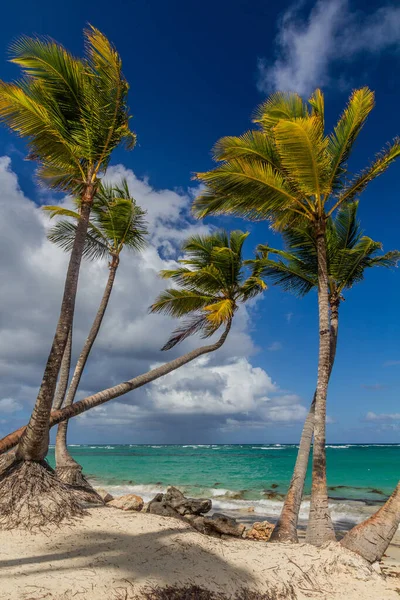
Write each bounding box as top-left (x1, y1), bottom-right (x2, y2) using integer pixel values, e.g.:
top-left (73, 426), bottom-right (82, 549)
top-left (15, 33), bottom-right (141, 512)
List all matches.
top-left (56, 464), bottom-right (104, 505)
top-left (0, 459), bottom-right (85, 530)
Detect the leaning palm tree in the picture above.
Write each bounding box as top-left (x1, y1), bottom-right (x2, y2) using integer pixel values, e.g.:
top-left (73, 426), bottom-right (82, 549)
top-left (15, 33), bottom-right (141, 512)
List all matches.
top-left (254, 202), bottom-right (399, 542)
top-left (0, 27), bottom-right (135, 527)
top-left (341, 480), bottom-right (400, 562)
top-left (193, 88), bottom-right (400, 545)
top-left (0, 232), bottom-right (268, 468)
top-left (43, 179), bottom-right (147, 488)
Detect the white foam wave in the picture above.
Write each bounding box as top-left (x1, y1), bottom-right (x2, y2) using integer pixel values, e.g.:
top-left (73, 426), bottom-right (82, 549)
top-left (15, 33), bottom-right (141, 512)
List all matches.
top-left (326, 445), bottom-right (350, 449)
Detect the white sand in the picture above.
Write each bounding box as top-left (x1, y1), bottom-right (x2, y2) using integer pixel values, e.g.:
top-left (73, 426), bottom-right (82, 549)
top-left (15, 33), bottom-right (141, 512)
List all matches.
top-left (0, 506), bottom-right (398, 600)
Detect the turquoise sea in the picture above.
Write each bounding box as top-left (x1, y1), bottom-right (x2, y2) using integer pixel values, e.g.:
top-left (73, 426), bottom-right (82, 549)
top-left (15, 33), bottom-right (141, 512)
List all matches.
top-left (47, 444), bottom-right (399, 524)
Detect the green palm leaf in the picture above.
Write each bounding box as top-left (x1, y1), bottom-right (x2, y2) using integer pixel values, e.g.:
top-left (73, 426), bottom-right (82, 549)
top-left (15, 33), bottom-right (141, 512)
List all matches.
top-left (274, 116), bottom-right (331, 199)
top-left (253, 91), bottom-right (308, 131)
top-left (151, 230), bottom-right (267, 349)
top-left (329, 140), bottom-right (400, 215)
top-left (327, 88), bottom-right (375, 193)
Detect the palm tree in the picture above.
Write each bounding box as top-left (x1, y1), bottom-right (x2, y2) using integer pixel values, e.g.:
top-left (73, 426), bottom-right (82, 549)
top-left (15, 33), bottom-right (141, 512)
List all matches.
top-left (341, 481), bottom-right (400, 562)
top-left (192, 88), bottom-right (400, 545)
top-left (0, 232), bottom-right (268, 468)
top-left (0, 27), bottom-right (135, 528)
top-left (254, 202), bottom-right (399, 542)
top-left (43, 179), bottom-right (147, 489)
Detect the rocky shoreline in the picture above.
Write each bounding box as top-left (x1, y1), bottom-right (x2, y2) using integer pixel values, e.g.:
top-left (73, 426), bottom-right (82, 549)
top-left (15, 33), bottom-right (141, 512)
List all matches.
top-left (97, 485), bottom-right (275, 541)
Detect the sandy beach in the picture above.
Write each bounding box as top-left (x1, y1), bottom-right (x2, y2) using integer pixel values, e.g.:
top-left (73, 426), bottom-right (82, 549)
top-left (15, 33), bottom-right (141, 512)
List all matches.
top-left (0, 506), bottom-right (398, 600)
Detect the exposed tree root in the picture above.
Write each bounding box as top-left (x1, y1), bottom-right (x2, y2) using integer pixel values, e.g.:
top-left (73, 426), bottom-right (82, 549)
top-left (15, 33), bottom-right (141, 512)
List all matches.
top-left (56, 465), bottom-right (104, 504)
top-left (0, 450), bottom-right (17, 475)
top-left (0, 459), bottom-right (85, 530)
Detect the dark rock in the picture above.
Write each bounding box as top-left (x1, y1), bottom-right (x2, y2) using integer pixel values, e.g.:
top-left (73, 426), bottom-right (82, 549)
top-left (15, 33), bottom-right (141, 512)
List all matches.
top-left (270, 483), bottom-right (279, 489)
top-left (203, 513), bottom-right (245, 538)
top-left (184, 514), bottom-right (219, 537)
top-left (146, 492), bottom-right (181, 517)
top-left (148, 486), bottom-right (211, 517)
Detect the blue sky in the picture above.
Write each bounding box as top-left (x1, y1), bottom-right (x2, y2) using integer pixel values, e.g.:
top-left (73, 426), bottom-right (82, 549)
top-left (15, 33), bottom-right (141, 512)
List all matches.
top-left (0, 0), bottom-right (399, 444)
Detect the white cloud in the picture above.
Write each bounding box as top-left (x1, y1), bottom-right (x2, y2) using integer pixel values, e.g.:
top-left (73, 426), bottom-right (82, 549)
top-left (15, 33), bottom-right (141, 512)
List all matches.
top-left (257, 0), bottom-right (400, 96)
top-left (76, 357), bottom-right (307, 434)
top-left (365, 412), bottom-right (400, 422)
top-left (0, 398), bottom-right (23, 413)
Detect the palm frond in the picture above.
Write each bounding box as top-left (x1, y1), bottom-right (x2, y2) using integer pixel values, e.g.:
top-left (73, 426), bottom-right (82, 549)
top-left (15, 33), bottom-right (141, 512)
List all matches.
top-left (151, 230), bottom-right (267, 349)
top-left (253, 91), bottom-right (308, 131)
top-left (212, 130), bottom-right (281, 171)
top-left (204, 298), bottom-right (235, 326)
top-left (161, 315), bottom-right (217, 351)
top-left (150, 289), bottom-right (214, 318)
top-left (308, 89), bottom-right (325, 129)
top-left (327, 88), bottom-right (375, 193)
top-left (274, 116), bottom-right (331, 200)
top-left (47, 219), bottom-right (109, 261)
top-left (330, 139), bottom-right (400, 214)
top-left (193, 159), bottom-right (304, 221)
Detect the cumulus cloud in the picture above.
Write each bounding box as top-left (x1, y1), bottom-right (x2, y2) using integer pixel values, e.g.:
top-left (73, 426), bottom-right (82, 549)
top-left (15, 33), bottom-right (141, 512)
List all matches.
top-left (257, 0), bottom-right (400, 95)
top-left (76, 357), bottom-right (307, 439)
top-left (0, 156), bottom-right (306, 442)
top-left (365, 412), bottom-right (400, 422)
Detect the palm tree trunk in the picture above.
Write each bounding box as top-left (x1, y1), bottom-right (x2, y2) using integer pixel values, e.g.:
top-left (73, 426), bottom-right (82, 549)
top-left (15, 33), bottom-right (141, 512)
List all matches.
top-left (55, 257), bottom-right (118, 487)
top-left (270, 396), bottom-right (315, 542)
top-left (271, 297), bottom-right (339, 543)
top-left (16, 184), bottom-right (95, 462)
top-left (0, 322), bottom-right (232, 455)
top-left (340, 481), bottom-right (400, 563)
top-left (0, 184), bottom-right (95, 530)
top-left (305, 221), bottom-right (336, 546)
top-left (53, 329), bottom-right (73, 411)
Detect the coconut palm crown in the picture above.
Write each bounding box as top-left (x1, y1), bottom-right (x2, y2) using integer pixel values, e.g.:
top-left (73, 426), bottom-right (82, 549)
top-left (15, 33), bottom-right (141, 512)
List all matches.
top-left (256, 202), bottom-right (400, 302)
top-left (43, 178), bottom-right (148, 262)
top-left (0, 26), bottom-right (135, 193)
top-left (193, 88), bottom-right (400, 230)
top-left (150, 230), bottom-right (267, 350)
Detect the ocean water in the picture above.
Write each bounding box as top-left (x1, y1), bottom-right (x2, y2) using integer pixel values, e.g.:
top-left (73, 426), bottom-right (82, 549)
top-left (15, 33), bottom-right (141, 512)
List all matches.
top-left (47, 444), bottom-right (399, 524)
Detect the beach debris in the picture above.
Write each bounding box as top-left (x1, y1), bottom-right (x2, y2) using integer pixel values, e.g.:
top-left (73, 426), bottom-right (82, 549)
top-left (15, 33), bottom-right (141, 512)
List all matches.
top-left (203, 512), bottom-right (246, 538)
top-left (245, 520), bottom-right (275, 542)
top-left (108, 494), bottom-right (144, 511)
top-left (96, 488), bottom-right (114, 503)
top-left (146, 486), bottom-right (211, 518)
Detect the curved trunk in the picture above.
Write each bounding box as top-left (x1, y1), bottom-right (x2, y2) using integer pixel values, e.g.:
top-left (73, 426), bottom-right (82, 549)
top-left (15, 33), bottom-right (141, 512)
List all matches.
top-left (270, 396), bottom-right (315, 542)
top-left (341, 481), bottom-right (400, 563)
top-left (305, 222), bottom-right (336, 546)
top-left (16, 184), bottom-right (94, 462)
top-left (53, 328), bottom-right (73, 411)
top-left (271, 298), bottom-right (339, 543)
top-left (0, 323), bottom-right (232, 455)
top-left (55, 259), bottom-right (118, 486)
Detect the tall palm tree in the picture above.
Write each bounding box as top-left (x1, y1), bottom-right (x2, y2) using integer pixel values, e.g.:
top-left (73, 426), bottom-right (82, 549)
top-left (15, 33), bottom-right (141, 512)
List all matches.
top-left (254, 202), bottom-right (399, 542)
top-left (0, 232), bottom-right (268, 468)
top-left (0, 27), bottom-right (135, 527)
top-left (43, 179), bottom-right (147, 488)
top-left (193, 88), bottom-right (400, 545)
